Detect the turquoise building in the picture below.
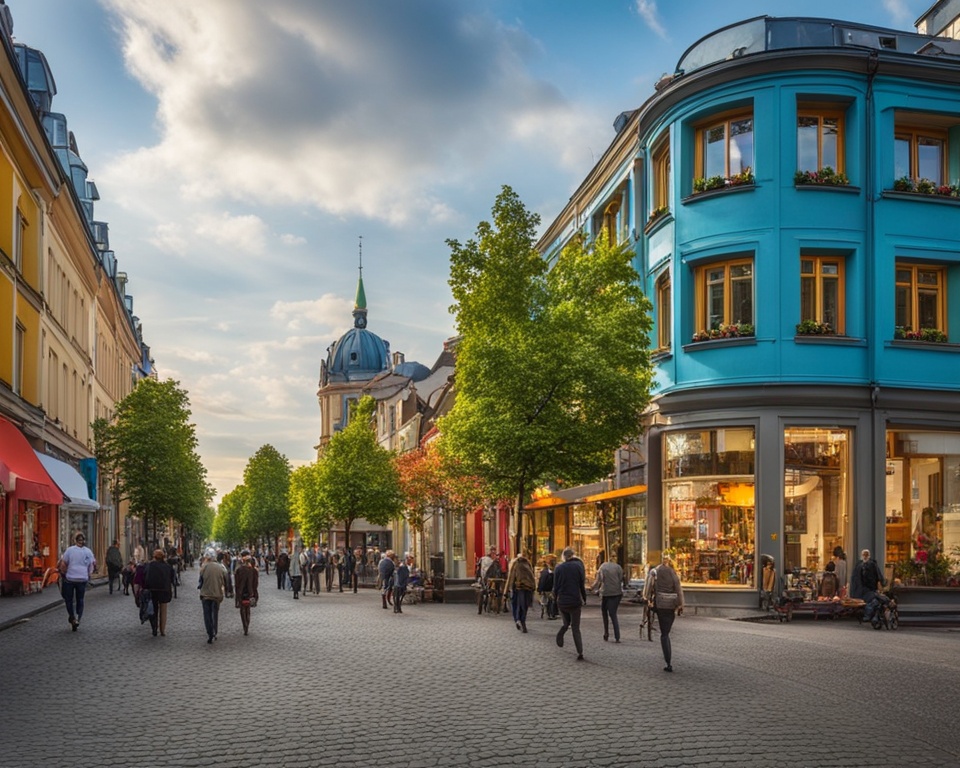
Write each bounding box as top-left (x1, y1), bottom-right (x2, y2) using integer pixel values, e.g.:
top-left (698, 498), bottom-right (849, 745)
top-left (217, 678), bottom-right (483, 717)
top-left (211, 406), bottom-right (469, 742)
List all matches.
top-left (538, 15), bottom-right (960, 611)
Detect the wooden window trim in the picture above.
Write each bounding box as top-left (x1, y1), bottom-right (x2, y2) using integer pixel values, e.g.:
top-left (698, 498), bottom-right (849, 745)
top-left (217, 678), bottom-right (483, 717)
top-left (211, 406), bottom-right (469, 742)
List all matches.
top-left (652, 137), bottom-right (670, 213)
top-left (895, 124), bottom-right (948, 183)
top-left (694, 256), bottom-right (753, 330)
top-left (694, 109), bottom-right (753, 180)
top-left (800, 255), bottom-right (846, 334)
top-left (656, 270), bottom-right (671, 350)
top-left (895, 262), bottom-right (946, 331)
top-left (797, 107), bottom-right (845, 173)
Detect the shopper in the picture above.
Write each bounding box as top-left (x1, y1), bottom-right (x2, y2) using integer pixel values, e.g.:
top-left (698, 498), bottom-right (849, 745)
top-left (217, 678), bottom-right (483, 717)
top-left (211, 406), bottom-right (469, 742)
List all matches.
top-left (649, 554), bottom-right (684, 672)
top-left (537, 559), bottom-right (557, 619)
top-left (553, 547), bottom-right (587, 660)
top-left (57, 533), bottom-right (97, 631)
top-left (144, 549), bottom-right (175, 636)
top-left (504, 551), bottom-right (536, 633)
top-left (289, 545), bottom-right (303, 599)
top-left (105, 539), bottom-right (124, 595)
top-left (591, 556), bottom-right (624, 642)
top-left (199, 553), bottom-right (227, 644)
top-left (234, 551), bottom-right (259, 635)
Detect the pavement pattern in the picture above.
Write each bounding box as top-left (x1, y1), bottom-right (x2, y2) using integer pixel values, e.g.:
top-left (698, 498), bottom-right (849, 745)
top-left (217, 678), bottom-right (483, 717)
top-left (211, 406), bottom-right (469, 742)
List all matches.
top-left (1, 576), bottom-right (959, 768)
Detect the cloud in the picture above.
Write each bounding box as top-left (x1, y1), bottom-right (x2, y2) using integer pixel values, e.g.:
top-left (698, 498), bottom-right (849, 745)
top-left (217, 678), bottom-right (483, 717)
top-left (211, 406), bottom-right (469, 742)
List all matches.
top-left (193, 211), bottom-right (268, 254)
top-left (100, 0), bottom-right (591, 224)
top-left (271, 293), bottom-right (354, 332)
top-left (635, 0), bottom-right (667, 40)
top-left (280, 233), bottom-right (306, 246)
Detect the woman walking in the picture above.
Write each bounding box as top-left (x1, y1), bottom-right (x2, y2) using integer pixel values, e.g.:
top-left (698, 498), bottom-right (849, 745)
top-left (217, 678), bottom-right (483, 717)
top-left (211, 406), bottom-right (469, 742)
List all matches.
top-left (649, 554), bottom-right (684, 672)
top-left (144, 549), bottom-right (175, 636)
top-left (234, 551), bottom-right (259, 635)
top-left (504, 551), bottom-right (536, 633)
top-left (591, 556), bottom-right (624, 642)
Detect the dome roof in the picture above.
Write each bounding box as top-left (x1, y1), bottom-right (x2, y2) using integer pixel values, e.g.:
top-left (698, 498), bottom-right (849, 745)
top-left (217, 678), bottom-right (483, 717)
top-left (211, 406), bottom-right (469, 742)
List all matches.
top-left (321, 274), bottom-right (390, 384)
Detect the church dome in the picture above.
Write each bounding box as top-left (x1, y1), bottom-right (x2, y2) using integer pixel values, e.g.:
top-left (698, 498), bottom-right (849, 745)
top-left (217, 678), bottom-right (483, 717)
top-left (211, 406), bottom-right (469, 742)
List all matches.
top-left (321, 274), bottom-right (390, 384)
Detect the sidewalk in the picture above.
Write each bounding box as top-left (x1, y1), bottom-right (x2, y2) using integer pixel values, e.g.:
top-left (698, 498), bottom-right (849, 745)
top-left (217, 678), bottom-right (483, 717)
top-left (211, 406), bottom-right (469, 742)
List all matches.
top-left (0, 577), bottom-right (109, 631)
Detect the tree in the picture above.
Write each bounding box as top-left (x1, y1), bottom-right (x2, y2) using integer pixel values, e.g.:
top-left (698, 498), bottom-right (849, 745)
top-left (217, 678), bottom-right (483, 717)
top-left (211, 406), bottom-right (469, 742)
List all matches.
top-left (295, 396), bottom-right (404, 546)
top-left (240, 444), bottom-right (291, 553)
top-left (212, 485), bottom-right (246, 550)
top-left (440, 185), bottom-right (654, 553)
top-left (93, 378), bottom-right (214, 549)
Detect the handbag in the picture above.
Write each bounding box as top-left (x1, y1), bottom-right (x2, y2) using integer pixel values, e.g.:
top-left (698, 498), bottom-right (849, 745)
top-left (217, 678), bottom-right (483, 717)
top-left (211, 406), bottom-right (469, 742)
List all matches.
top-left (656, 591), bottom-right (679, 611)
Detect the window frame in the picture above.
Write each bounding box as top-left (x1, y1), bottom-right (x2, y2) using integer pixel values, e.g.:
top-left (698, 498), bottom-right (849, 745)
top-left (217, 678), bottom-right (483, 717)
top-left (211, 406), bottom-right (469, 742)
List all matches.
top-left (894, 123), bottom-right (948, 185)
top-left (652, 137), bottom-right (670, 214)
top-left (694, 108), bottom-right (754, 181)
top-left (694, 256), bottom-right (754, 331)
top-left (800, 255), bottom-right (846, 334)
top-left (796, 105), bottom-right (845, 174)
top-left (593, 181), bottom-right (631, 246)
top-left (656, 269), bottom-right (672, 350)
top-left (895, 262), bottom-right (946, 333)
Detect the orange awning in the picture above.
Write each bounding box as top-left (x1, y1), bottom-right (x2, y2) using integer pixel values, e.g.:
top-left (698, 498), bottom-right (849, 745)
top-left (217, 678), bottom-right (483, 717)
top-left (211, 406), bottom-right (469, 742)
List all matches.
top-left (583, 484), bottom-right (647, 503)
top-left (523, 496), bottom-right (571, 510)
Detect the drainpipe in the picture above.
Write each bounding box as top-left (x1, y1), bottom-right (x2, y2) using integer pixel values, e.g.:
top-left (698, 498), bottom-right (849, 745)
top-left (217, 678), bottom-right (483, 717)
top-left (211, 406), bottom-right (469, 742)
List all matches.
top-left (865, 50), bottom-right (880, 555)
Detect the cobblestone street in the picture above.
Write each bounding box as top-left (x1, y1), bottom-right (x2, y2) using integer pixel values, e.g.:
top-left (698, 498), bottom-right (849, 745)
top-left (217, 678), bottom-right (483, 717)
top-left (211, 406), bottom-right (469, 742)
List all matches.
top-left (2, 579), bottom-right (959, 768)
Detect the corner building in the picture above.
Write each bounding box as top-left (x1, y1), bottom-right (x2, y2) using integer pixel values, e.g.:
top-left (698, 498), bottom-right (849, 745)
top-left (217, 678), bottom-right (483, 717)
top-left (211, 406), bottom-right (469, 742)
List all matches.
top-left (537, 14), bottom-right (960, 611)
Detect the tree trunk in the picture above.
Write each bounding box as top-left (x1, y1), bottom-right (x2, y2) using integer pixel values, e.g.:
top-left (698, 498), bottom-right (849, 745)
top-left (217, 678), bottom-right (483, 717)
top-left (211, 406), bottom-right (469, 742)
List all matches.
top-left (513, 484), bottom-right (525, 557)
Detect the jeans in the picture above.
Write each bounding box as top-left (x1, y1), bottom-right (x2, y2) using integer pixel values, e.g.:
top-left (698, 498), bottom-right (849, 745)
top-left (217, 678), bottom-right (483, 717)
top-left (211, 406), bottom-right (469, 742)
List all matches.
top-left (656, 608), bottom-right (676, 666)
top-left (62, 580), bottom-right (88, 621)
top-left (601, 594), bottom-right (622, 640)
top-left (557, 603), bottom-right (583, 655)
top-left (276, 569), bottom-right (288, 590)
top-left (512, 589), bottom-right (532, 626)
top-left (393, 585), bottom-right (405, 612)
top-left (202, 598), bottom-right (220, 640)
top-left (107, 566), bottom-right (121, 594)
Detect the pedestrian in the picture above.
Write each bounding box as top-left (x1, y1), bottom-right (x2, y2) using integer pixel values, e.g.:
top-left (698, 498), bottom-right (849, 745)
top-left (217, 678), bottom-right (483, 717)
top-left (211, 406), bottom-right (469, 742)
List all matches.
top-left (761, 557), bottom-right (776, 611)
top-left (352, 547), bottom-right (363, 593)
top-left (553, 547), bottom-right (587, 660)
top-left (276, 548), bottom-right (290, 590)
top-left (106, 539), bottom-right (124, 595)
top-left (133, 539), bottom-right (145, 565)
top-left (309, 545), bottom-right (322, 594)
top-left (649, 554), bottom-right (684, 672)
top-left (57, 532), bottom-right (97, 632)
top-left (324, 544), bottom-right (336, 592)
top-left (121, 558), bottom-right (136, 595)
top-left (832, 546), bottom-right (848, 596)
top-left (504, 550), bottom-right (536, 633)
top-left (378, 549), bottom-right (396, 609)
top-left (819, 561), bottom-right (840, 599)
top-left (144, 548), bottom-right (175, 637)
top-left (850, 548), bottom-right (885, 622)
top-left (393, 553), bottom-right (410, 613)
top-left (199, 553), bottom-right (227, 644)
top-left (234, 551), bottom-right (259, 635)
top-left (218, 550), bottom-right (234, 599)
top-left (289, 544), bottom-right (303, 599)
top-left (537, 558), bottom-right (558, 619)
top-left (342, 546), bottom-right (356, 593)
top-left (591, 555), bottom-right (624, 642)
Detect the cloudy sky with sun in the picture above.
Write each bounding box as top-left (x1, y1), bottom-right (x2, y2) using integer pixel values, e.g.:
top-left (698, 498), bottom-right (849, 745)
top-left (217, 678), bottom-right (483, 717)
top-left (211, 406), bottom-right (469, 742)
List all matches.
top-left (7, 0), bottom-right (929, 503)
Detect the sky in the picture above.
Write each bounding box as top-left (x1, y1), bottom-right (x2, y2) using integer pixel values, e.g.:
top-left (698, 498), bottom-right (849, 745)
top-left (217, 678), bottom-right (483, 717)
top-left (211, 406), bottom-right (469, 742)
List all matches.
top-left (6, 0), bottom-right (931, 505)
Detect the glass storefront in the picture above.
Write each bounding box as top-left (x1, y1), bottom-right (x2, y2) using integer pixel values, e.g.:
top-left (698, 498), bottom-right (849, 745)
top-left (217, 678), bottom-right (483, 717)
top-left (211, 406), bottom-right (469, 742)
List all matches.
top-left (783, 427), bottom-right (852, 585)
top-left (623, 497), bottom-right (647, 581)
top-left (571, 503), bottom-right (602, 582)
top-left (663, 427), bottom-right (756, 586)
top-left (885, 430), bottom-right (960, 584)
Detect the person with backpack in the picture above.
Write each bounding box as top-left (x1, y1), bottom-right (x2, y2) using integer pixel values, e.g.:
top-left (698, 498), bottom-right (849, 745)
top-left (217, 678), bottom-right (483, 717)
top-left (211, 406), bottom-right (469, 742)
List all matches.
top-left (276, 548), bottom-right (290, 590)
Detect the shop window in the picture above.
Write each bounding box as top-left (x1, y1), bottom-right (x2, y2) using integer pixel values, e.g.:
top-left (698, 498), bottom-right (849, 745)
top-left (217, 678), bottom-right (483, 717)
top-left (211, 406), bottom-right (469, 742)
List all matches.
top-left (695, 110), bottom-right (753, 181)
top-left (797, 107), bottom-right (844, 174)
top-left (656, 270), bottom-right (671, 350)
top-left (592, 181), bottom-right (630, 245)
top-left (885, 431), bottom-right (960, 585)
top-left (800, 256), bottom-right (845, 333)
top-left (663, 428), bottom-right (756, 587)
top-left (694, 256), bottom-right (754, 332)
top-left (783, 428), bottom-right (852, 589)
top-left (893, 113), bottom-right (957, 186)
top-left (895, 263), bottom-right (945, 336)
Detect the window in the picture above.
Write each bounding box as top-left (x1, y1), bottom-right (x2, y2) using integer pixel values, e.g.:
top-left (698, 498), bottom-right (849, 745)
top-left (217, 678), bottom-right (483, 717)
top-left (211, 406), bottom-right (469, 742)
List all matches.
top-left (800, 256), bottom-right (845, 333)
top-left (13, 209), bottom-right (25, 271)
top-left (895, 122), bottom-right (947, 185)
top-left (652, 138), bottom-right (670, 215)
top-left (593, 181), bottom-right (630, 245)
top-left (14, 323), bottom-right (24, 396)
top-left (695, 257), bottom-right (754, 331)
top-left (656, 270), bottom-right (671, 350)
top-left (797, 107), bottom-right (843, 172)
top-left (895, 263), bottom-right (945, 333)
top-left (696, 111), bottom-right (753, 180)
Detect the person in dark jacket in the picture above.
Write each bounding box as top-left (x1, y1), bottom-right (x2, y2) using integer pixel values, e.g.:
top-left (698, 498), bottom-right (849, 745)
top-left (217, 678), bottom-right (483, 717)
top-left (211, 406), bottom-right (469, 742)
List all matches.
top-left (504, 552), bottom-right (536, 632)
top-left (144, 549), bottom-right (175, 637)
top-left (393, 553), bottom-right (410, 613)
top-left (234, 552), bottom-right (260, 636)
top-left (378, 550), bottom-right (396, 609)
top-left (851, 548), bottom-right (885, 621)
top-left (553, 547), bottom-right (587, 660)
top-left (537, 560), bottom-right (557, 619)
top-left (649, 554), bottom-right (684, 672)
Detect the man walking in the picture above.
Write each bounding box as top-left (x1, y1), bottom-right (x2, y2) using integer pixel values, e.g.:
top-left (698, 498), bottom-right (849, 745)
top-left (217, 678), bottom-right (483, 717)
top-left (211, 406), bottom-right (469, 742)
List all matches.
top-left (393, 553), bottom-right (411, 613)
top-left (276, 548), bottom-right (290, 590)
top-left (378, 549), bottom-right (396, 609)
top-left (199, 553), bottom-right (227, 644)
top-left (105, 539), bottom-right (124, 595)
top-left (553, 547), bottom-right (587, 661)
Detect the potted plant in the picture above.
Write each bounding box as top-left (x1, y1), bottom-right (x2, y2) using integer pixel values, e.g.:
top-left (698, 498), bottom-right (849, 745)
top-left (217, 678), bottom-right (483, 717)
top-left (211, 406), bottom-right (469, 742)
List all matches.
top-left (796, 319), bottom-right (833, 335)
top-left (693, 175), bottom-right (726, 193)
top-left (916, 178), bottom-right (936, 195)
top-left (692, 323), bottom-right (755, 342)
top-left (895, 326), bottom-right (948, 342)
top-left (646, 205), bottom-right (669, 226)
top-left (794, 166), bottom-right (849, 186)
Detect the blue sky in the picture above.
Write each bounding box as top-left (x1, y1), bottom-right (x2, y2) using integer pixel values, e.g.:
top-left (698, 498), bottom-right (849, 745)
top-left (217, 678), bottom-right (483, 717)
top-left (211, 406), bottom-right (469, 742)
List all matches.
top-left (7, 0), bottom-right (931, 503)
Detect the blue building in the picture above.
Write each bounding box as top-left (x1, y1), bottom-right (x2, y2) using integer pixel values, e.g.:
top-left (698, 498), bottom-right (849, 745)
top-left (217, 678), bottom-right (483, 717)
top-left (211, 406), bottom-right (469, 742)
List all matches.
top-left (537, 14), bottom-right (960, 611)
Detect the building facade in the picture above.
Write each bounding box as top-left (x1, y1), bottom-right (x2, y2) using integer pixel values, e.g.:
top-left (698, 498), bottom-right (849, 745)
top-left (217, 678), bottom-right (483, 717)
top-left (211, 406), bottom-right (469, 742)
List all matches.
top-left (0, 1), bottom-right (152, 592)
top-left (536, 15), bottom-right (960, 610)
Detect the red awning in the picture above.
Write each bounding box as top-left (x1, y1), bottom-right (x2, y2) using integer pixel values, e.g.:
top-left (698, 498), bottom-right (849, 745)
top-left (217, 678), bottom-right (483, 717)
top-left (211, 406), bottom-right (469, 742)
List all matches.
top-left (0, 416), bottom-right (64, 505)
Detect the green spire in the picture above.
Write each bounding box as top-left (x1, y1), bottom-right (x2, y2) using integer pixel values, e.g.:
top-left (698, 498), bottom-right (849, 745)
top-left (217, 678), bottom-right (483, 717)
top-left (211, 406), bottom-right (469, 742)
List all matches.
top-left (355, 275), bottom-right (367, 310)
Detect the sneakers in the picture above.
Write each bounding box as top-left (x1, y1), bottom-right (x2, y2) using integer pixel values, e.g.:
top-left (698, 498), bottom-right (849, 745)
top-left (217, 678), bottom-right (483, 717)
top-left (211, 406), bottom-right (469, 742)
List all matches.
top-left (576, 654), bottom-right (584, 661)
top-left (664, 665), bottom-right (673, 672)
top-left (556, 629), bottom-right (565, 648)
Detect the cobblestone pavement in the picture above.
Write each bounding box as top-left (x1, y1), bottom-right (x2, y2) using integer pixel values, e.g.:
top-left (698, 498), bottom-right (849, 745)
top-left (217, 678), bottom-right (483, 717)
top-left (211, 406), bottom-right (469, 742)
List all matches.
top-left (2, 577), bottom-right (959, 768)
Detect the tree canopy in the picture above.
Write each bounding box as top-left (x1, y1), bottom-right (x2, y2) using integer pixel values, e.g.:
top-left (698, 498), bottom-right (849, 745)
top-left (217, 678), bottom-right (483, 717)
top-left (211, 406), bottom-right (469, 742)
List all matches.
top-left (240, 444), bottom-right (291, 551)
top-left (291, 396), bottom-right (404, 545)
top-left (212, 485), bottom-right (246, 549)
top-left (396, 440), bottom-right (487, 533)
top-left (440, 185), bottom-right (654, 552)
top-left (93, 377), bottom-right (214, 548)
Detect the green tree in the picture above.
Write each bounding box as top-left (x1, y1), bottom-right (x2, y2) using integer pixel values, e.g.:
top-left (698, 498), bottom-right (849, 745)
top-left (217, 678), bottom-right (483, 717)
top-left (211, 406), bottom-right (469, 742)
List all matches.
top-left (93, 378), bottom-right (213, 549)
top-left (240, 444), bottom-right (291, 553)
top-left (290, 463), bottom-right (325, 544)
top-left (441, 185), bottom-right (654, 553)
top-left (296, 396), bottom-right (404, 546)
top-left (212, 485), bottom-right (246, 549)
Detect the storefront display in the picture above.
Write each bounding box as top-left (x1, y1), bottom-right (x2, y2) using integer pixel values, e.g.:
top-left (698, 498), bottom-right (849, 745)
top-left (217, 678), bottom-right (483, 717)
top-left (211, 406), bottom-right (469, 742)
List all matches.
top-left (663, 427), bottom-right (756, 587)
